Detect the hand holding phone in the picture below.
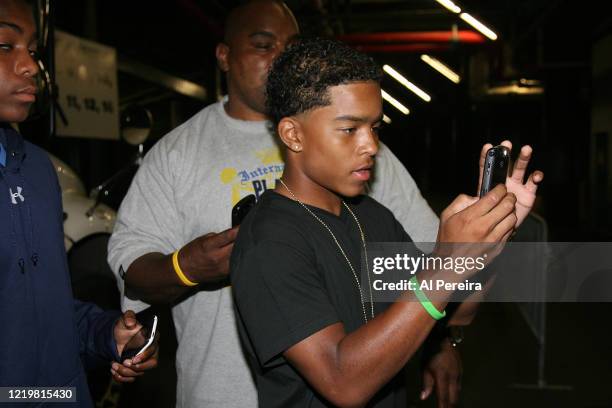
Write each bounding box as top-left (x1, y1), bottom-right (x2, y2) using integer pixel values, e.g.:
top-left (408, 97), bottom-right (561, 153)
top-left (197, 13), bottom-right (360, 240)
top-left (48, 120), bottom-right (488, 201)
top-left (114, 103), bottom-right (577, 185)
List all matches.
top-left (120, 308), bottom-right (159, 361)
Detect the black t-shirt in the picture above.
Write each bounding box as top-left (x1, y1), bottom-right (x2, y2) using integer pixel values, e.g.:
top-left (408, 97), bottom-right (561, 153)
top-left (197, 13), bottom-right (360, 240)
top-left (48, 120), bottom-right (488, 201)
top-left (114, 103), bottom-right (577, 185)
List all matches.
top-left (231, 190), bottom-right (412, 407)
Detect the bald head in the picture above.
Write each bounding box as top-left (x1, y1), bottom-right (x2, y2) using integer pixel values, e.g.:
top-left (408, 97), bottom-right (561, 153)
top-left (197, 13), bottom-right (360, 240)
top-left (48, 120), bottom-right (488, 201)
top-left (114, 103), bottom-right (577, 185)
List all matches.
top-left (223, 0), bottom-right (298, 45)
top-left (216, 0), bottom-right (299, 120)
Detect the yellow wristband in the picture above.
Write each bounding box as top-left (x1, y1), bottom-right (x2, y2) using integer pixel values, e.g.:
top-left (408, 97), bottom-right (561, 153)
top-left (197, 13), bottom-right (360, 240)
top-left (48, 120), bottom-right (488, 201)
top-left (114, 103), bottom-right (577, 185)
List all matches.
top-left (172, 250), bottom-right (198, 287)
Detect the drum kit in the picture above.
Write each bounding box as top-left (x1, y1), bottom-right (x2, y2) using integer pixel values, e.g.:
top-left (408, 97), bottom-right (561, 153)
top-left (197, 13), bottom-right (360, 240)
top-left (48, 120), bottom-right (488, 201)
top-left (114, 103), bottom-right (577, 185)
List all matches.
top-left (53, 106), bottom-right (151, 308)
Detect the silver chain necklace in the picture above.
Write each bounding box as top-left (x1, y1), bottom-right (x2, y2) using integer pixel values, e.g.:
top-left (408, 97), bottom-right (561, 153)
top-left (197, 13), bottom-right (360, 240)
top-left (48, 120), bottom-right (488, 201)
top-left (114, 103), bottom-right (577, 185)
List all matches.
top-left (278, 179), bottom-right (375, 323)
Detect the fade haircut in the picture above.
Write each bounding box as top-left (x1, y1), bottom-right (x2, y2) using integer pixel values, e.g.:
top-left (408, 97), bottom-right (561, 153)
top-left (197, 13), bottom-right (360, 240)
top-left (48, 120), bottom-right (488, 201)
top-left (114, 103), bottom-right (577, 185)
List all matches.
top-left (266, 37), bottom-right (383, 130)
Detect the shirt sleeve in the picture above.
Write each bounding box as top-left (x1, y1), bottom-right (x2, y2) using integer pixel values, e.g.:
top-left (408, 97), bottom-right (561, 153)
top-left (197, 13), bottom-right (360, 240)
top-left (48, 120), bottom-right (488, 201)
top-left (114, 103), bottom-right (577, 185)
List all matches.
top-left (107, 137), bottom-right (183, 312)
top-left (368, 142), bottom-right (439, 244)
top-left (73, 300), bottom-right (122, 370)
top-left (231, 239), bottom-right (340, 367)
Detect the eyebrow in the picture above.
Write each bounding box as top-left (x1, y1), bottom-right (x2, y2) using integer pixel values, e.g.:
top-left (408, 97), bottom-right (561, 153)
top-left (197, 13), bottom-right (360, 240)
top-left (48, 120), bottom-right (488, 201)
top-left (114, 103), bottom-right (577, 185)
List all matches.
top-left (334, 114), bottom-right (384, 123)
top-left (248, 31), bottom-right (276, 40)
top-left (0, 21), bottom-right (23, 34)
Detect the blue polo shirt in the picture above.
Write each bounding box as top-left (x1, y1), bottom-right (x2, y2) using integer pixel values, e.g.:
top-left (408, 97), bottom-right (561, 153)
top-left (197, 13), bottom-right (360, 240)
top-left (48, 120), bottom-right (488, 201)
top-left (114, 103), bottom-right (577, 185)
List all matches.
top-left (0, 124), bottom-right (121, 406)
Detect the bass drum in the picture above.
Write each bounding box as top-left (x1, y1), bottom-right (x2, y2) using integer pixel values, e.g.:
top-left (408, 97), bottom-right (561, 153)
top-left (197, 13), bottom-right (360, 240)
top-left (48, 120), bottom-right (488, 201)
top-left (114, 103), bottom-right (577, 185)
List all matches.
top-left (67, 233), bottom-right (119, 311)
top-left (49, 154), bottom-right (116, 251)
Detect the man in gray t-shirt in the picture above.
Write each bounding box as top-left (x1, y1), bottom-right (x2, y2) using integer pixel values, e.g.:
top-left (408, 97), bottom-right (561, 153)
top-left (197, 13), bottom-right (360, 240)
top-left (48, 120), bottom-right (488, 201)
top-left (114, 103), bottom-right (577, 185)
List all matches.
top-left (108, 1), bottom-right (446, 407)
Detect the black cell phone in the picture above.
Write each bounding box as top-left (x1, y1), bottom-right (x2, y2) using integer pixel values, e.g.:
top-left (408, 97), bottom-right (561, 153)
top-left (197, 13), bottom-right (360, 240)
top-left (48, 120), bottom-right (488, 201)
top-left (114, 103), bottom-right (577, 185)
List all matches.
top-left (120, 308), bottom-right (159, 361)
top-left (479, 145), bottom-right (510, 197)
top-left (231, 194), bottom-right (256, 227)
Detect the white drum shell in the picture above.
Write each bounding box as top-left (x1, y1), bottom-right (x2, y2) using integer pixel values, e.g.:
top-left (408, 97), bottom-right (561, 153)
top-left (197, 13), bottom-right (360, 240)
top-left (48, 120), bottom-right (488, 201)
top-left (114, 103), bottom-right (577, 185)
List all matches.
top-left (47, 153), bottom-right (117, 251)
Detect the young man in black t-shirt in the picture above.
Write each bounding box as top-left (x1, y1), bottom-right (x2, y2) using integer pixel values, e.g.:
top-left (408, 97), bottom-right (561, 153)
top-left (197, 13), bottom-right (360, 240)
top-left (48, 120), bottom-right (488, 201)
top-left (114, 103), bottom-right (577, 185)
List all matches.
top-left (231, 38), bottom-right (542, 407)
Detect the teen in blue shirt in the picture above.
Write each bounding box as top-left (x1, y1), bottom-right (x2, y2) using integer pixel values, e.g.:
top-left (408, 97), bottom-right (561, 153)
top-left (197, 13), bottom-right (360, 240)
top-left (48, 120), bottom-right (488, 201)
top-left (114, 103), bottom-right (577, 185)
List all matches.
top-left (0, 0), bottom-right (158, 405)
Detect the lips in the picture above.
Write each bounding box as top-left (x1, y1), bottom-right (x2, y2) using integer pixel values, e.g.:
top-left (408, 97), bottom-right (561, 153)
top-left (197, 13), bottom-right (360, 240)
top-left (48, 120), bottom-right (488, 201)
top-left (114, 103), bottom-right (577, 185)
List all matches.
top-left (352, 162), bottom-right (374, 181)
top-left (13, 85), bottom-right (37, 103)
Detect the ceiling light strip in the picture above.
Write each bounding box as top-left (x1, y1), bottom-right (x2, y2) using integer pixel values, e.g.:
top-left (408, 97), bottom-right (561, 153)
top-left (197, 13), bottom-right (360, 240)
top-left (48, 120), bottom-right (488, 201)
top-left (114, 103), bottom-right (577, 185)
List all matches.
top-left (420, 54), bottom-right (461, 84)
top-left (383, 65), bottom-right (432, 102)
top-left (459, 13), bottom-right (498, 41)
top-left (381, 90), bottom-right (410, 115)
top-left (434, 0), bottom-right (461, 14)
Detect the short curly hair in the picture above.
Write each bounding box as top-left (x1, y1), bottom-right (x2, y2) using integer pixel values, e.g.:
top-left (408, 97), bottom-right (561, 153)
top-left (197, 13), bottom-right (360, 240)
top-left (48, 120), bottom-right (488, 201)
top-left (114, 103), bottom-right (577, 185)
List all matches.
top-left (266, 37), bottom-right (383, 130)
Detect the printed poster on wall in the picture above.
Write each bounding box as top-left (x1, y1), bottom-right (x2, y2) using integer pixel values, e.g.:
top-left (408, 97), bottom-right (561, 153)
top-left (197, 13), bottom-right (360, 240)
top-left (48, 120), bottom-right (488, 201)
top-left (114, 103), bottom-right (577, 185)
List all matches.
top-left (55, 30), bottom-right (119, 140)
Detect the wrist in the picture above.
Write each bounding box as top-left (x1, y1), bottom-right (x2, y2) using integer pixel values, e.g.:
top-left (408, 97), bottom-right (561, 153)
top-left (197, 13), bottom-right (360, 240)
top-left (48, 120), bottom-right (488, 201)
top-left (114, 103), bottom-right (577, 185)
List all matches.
top-left (172, 249), bottom-right (198, 286)
top-left (423, 324), bottom-right (464, 360)
top-left (446, 325), bottom-right (464, 348)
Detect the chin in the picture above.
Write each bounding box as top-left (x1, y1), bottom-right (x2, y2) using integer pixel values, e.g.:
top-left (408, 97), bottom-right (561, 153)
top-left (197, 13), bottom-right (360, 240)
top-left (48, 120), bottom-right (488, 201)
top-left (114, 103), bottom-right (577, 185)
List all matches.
top-left (0, 107), bottom-right (31, 123)
top-left (338, 183), bottom-right (367, 198)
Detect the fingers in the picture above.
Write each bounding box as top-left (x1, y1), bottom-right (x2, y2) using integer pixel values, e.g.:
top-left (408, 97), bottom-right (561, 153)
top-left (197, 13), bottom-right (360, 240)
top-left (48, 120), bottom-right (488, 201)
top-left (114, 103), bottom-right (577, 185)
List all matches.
top-left (441, 194), bottom-right (479, 222)
top-left (125, 342), bottom-right (159, 372)
top-left (469, 184), bottom-right (508, 217)
top-left (216, 241), bottom-right (235, 259)
top-left (131, 355), bottom-right (159, 371)
top-left (127, 355), bottom-right (158, 372)
top-left (525, 170), bottom-right (544, 193)
top-left (206, 227), bottom-right (239, 248)
top-left (131, 340), bottom-right (158, 366)
top-left (510, 145), bottom-right (532, 183)
top-left (112, 346), bottom-right (159, 382)
top-left (490, 213), bottom-right (517, 243)
top-left (111, 361), bottom-right (143, 383)
top-left (481, 192), bottom-right (516, 234)
top-left (435, 373), bottom-right (450, 408)
top-left (181, 228), bottom-right (238, 283)
top-left (217, 243), bottom-right (234, 276)
top-left (448, 374), bottom-right (460, 408)
top-left (477, 143), bottom-right (493, 194)
top-left (421, 371), bottom-right (434, 400)
top-left (499, 139), bottom-right (513, 151)
top-left (111, 371), bottom-right (135, 383)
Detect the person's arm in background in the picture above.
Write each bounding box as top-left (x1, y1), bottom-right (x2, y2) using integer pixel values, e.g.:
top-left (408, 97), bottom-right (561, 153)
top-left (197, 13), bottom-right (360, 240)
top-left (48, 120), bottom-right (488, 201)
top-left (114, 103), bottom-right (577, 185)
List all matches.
top-left (107, 135), bottom-right (236, 309)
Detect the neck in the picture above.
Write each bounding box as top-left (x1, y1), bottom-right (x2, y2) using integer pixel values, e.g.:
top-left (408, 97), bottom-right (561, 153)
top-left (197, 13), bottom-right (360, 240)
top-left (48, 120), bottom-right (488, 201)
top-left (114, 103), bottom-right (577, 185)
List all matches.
top-left (276, 166), bottom-right (342, 216)
top-left (224, 93), bottom-right (267, 122)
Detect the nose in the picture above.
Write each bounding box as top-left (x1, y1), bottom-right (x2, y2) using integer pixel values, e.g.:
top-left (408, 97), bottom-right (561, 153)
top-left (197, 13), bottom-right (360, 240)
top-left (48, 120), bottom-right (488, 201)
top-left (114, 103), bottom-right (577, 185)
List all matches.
top-left (269, 45), bottom-right (284, 65)
top-left (16, 49), bottom-right (39, 78)
top-left (361, 129), bottom-right (379, 157)
top-left (272, 35), bottom-right (294, 62)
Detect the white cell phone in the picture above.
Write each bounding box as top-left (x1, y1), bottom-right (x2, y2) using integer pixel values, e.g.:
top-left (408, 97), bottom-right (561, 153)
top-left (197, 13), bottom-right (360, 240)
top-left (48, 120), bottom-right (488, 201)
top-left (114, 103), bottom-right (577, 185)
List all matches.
top-left (120, 311), bottom-right (158, 361)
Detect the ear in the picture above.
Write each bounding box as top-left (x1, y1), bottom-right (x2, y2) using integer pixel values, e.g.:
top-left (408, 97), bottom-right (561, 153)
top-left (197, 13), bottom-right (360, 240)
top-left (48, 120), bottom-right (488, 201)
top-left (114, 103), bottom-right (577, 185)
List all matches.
top-left (277, 117), bottom-right (303, 153)
top-left (216, 43), bottom-right (230, 72)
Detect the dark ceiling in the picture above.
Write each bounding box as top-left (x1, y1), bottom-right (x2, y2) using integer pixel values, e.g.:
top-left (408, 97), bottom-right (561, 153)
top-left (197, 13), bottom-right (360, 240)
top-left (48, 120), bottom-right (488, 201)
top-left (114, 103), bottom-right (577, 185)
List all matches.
top-left (52, 0), bottom-right (611, 85)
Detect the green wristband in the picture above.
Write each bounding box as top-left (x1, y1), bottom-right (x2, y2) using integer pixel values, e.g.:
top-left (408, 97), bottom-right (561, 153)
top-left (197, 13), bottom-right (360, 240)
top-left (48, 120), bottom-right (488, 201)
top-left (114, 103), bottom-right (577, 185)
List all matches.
top-left (410, 275), bottom-right (446, 320)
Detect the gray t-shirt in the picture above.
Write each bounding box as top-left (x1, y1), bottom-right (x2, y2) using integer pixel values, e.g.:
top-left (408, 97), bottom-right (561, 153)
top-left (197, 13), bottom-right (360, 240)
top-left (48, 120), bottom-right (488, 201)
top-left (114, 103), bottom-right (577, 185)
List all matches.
top-left (107, 99), bottom-right (438, 408)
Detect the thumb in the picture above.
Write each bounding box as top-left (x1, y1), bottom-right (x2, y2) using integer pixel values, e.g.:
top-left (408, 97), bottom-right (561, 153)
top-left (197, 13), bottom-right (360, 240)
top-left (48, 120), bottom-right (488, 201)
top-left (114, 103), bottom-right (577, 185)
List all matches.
top-left (442, 194), bottom-right (478, 222)
top-left (421, 371), bottom-right (434, 400)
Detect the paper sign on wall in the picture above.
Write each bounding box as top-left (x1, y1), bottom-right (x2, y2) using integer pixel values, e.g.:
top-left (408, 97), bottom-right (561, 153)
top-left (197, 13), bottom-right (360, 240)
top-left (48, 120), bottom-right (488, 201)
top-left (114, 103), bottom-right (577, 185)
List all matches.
top-left (55, 30), bottom-right (119, 140)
